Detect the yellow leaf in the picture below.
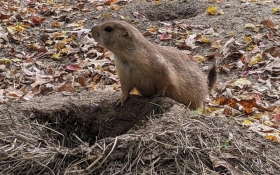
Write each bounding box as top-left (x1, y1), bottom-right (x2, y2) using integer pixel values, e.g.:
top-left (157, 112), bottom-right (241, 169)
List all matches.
top-left (15, 23), bottom-right (26, 33)
top-left (147, 27), bottom-right (158, 33)
top-left (194, 56), bottom-right (207, 62)
top-left (206, 6), bottom-right (217, 15)
top-left (247, 44), bottom-right (257, 51)
top-left (60, 47), bottom-right (69, 54)
top-left (272, 7), bottom-right (279, 14)
top-left (7, 26), bottom-right (16, 34)
top-left (200, 35), bottom-right (211, 43)
top-left (131, 88), bottom-right (140, 95)
top-left (228, 33), bottom-right (234, 37)
top-left (248, 54), bottom-right (262, 67)
top-left (46, 0), bottom-right (53, 4)
top-left (51, 52), bottom-right (61, 59)
top-left (155, 0), bottom-right (162, 5)
top-left (75, 21), bottom-right (84, 27)
top-left (0, 58), bottom-right (11, 64)
top-left (264, 120), bottom-right (274, 127)
top-left (55, 41), bottom-right (66, 51)
top-left (265, 133), bottom-right (279, 142)
top-left (52, 22), bottom-right (61, 28)
top-left (232, 78), bottom-right (252, 88)
top-left (242, 119), bottom-right (251, 126)
top-left (104, 13), bottom-right (111, 19)
top-left (97, 65), bottom-right (102, 70)
top-left (243, 36), bottom-right (252, 43)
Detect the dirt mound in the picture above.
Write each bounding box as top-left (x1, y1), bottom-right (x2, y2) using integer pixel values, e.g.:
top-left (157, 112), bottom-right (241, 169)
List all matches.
top-left (19, 91), bottom-right (174, 146)
top-left (1, 92), bottom-right (280, 174)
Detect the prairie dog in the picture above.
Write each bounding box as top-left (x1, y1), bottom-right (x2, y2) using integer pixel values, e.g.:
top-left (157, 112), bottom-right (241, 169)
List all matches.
top-left (91, 20), bottom-right (217, 109)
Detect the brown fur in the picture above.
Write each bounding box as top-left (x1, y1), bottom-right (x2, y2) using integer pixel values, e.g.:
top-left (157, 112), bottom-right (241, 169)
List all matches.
top-left (91, 20), bottom-right (217, 109)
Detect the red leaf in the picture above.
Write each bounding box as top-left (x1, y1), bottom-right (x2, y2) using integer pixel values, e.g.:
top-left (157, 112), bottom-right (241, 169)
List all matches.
top-left (159, 32), bottom-right (172, 41)
top-left (67, 64), bottom-right (82, 71)
top-left (272, 114), bottom-right (280, 123)
top-left (32, 17), bottom-right (46, 24)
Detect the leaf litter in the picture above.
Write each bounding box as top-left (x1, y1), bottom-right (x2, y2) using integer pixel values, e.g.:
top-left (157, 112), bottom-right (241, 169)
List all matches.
top-left (0, 0), bottom-right (280, 174)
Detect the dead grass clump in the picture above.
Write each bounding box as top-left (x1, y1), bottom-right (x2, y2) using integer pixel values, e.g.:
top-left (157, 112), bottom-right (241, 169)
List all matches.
top-left (1, 103), bottom-right (280, 174)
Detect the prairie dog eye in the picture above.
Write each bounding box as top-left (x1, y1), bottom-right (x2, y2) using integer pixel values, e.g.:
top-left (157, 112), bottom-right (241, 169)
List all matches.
top-left (104, 26), bottom-right (114, 32)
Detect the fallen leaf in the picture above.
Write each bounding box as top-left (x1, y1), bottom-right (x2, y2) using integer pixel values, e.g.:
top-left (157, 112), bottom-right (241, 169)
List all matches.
top-left (199, 35), bottom-right (211, 43)
top-left (32, 17), bottom-right (46, 24)
top-left (67, 64), bottom-right (82, 71)
top-left (272, 7), bottom-right (279, 14)
top-left (243, 36), bottom-right (252, 43)
top-left (261, 17), bottom-right (276, 28)
top-left (243, 119), bottom-right (251, 125)
top-left (206, 6), bottom-right (217, 15)
top-left (272, 113), bottom-right (280, 123)
top-left (0, 13), bottom-right (12, 20)
top-left (31, 73), bottom-right (53, 88)
top-left (0, 58), bottom-right (11, 64)
top-left (209, 153), bottom-right (244, 175)
top-left (248, 54), bottom-right (262, 67)
top-left (211, 40), bottom-right (222, 50)
top-left (159, 33), bottom-right (171, 41)
top-left (51, 52), bottom-right (61, 59)
top-left (57, 82), bottom-right (75, 92)
top-left (265, 133), bottom-right (280, 143)
top-left (185, 34), bottom-right (198, 50)
top-left (232, 78), bottom-right (252, 88)
top-left (52, 22), bottom-right (61, 28)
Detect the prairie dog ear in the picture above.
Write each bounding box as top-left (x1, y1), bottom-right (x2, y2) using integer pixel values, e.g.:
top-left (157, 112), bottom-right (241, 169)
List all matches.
top-left (121, 30), bottom-right (130, 38)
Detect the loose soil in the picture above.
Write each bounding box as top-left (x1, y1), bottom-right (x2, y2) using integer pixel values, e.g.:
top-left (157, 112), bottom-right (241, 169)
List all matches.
top-left (1, 0), bottom-right (280, 174)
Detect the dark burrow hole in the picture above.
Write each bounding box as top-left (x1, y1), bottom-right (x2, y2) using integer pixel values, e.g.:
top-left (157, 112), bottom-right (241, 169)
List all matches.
top-left (137, 0), bottom-right (205, 21)
top-left (32, 95), bottom-right (174, 148)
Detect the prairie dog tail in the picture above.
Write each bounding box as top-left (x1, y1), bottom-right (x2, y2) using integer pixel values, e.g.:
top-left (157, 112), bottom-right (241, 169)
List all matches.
top-left (208, 65), bottom-right (217, 90)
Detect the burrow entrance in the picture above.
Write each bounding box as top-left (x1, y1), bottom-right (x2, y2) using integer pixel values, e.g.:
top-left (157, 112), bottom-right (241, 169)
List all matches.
top-left (20, 91), bottom-right (175, 147)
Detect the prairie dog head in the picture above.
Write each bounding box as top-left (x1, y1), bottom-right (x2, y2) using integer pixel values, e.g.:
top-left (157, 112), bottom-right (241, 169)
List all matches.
top-left (91, 20), bottom-right (146, 53)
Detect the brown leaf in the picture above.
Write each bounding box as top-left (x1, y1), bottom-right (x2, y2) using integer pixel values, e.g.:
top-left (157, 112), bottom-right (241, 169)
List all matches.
top-left (261, 17), bottom-right (276, 28)
top-left (52, 22), bottom-right (61, 28)
top-left (57, 82), bottom-right (75, 92)
top-left (31, 85), bottom-right (42, 95)
top-left (237, 98), bottom-right (272, 114)
top-left (31, 73), bottom-right (53, 88)
top-left (0, 13), bottom-right (11, 20)
top-left (263, 46), bottom-right (280, 58)
top-left (209, 153), bottom-right (244, 175)
top-left (211, 40), bottom-right (222, 50)
top-left (216, 96), bottom-right (238, 109)
top-left (217, 97), bottom-right (272, 114)
top-left (75, 77), bottom-right (88, 87)
top-left (31, 17), bottom-right (46, 24)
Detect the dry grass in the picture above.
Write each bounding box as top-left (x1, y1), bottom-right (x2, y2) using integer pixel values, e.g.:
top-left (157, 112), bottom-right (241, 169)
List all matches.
top-left (1, 103), bottom-right (280, 175)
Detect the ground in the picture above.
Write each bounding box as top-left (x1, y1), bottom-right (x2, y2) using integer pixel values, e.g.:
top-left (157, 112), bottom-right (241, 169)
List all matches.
top-left (0, 0), bottom-right (280, 174)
